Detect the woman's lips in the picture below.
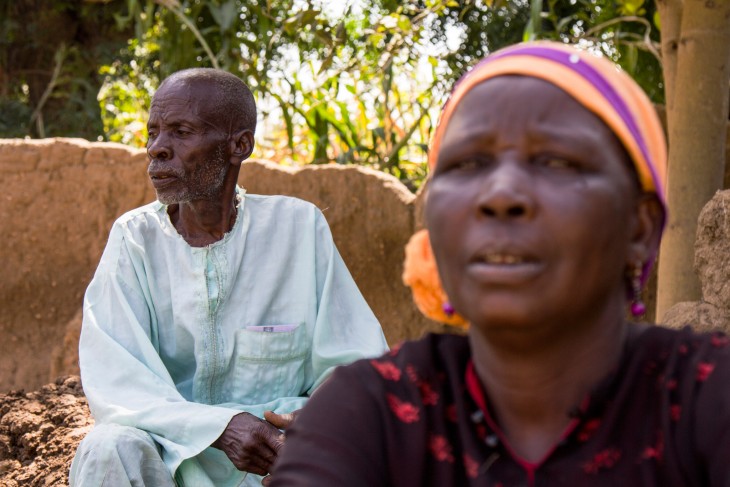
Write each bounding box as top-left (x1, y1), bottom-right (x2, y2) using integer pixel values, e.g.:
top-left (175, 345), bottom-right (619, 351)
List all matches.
top-left (467, 251), bottom-right (543, 284)
top-left (477, 253), bottom-right (528, 265)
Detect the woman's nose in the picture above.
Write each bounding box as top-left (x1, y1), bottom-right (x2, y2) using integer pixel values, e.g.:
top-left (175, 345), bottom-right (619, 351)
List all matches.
top-left (476, 162), bottom-right (535, 220)
top-left (147, 133), bottom-right (171, 160)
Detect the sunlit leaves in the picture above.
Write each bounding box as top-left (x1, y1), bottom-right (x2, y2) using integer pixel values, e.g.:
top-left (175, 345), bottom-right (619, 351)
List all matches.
top-left (523, 0), bottom-right (543, 41)
top-left (616, 0), bottom-right (646, 16)
top-left (91, 0), bottom-right (665, 189)
top-left (98, 37), bottom-right (159, 146)
top-left (523, 0), bottom-right (663, 102)
top-left (208, 0), bottom-right (238, 33)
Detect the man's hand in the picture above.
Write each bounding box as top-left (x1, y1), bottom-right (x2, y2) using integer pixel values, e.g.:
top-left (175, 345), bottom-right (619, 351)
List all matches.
top-left (264, 409), bottom-right (299, 430)
top-left (259, 409), bottom-right (300, 486)
top-left (212, 412), bottom-right (284, 475)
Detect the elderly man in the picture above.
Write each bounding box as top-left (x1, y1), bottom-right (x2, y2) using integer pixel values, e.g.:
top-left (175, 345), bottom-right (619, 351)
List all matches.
top-left (69, 68), bottom-right (388, 486)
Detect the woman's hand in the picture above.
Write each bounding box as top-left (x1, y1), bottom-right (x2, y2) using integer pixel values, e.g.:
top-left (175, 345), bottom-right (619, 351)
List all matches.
top-left (212, 412), bottom-right (285, 475)
top-left (264, 409), bottom-right (300, 430)
top-left (260, 409), bottom-right (301, 485)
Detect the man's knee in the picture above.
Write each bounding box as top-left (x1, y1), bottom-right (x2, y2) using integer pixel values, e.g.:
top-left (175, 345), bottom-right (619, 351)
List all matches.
top-left (75, 423), bottom-right (162, 462)
top-left (70, 424), bottom-right (173, 486)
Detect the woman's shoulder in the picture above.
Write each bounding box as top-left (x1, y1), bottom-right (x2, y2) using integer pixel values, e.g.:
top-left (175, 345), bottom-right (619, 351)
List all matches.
top-left (637, 324), bottom-right (730, 358)
top-left (329, 332), bottom-right (471, 399)
top-left (635, 325), bottom-right (730, 474)
top-left (630, 324), bottom-right (730, 376)
top-left (342, 333), bottom-right (470, 403)
top-left (629, 324), bottom-right (730, 405)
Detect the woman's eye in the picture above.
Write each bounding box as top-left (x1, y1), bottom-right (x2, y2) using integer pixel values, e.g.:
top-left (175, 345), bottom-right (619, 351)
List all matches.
top-left (537, 156), bottom-right (578, 171)
top-left (457, 159), bottom-right (480, 170)
top-left (448, 157), bottom-right (488, 172)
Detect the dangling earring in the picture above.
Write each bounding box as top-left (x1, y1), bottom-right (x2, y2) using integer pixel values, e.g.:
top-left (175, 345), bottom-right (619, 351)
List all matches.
top-left (442, 302), bottom-right (455, 317)
top-left (630, 261), bottom-right (646, 317)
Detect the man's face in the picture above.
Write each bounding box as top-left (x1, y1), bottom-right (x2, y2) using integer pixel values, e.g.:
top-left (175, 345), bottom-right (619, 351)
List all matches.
top-left (146, 79), bottom-right (230, 205)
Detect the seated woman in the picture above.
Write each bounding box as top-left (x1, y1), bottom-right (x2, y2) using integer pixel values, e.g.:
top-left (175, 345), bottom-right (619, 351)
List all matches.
top-left (269, 41), bottom-right (730, 486)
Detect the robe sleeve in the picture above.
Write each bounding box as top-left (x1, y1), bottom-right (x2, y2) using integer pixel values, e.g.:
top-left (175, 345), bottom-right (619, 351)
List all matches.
top-left (79, 222), bottom-right (246, 474)
top-left (305, 209), bottom-right (389, 394)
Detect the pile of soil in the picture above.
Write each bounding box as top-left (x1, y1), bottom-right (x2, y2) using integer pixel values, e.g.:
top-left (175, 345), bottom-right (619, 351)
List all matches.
top-left (0, 376), bottom-right (92, 486)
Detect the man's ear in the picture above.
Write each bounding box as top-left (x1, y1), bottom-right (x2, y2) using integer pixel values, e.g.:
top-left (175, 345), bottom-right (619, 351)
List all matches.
top-left (229, 129), bottom-right (254, 166)
top-left (628, 193), bottom-right (665, 264)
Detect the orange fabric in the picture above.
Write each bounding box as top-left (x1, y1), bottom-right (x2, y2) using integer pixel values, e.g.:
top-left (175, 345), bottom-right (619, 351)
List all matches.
top-left (402, 229), bottom-right (468, 328)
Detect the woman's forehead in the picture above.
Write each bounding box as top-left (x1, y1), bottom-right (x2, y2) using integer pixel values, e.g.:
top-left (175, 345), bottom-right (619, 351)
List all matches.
top-left (441, 76), bottom-right (608, 145)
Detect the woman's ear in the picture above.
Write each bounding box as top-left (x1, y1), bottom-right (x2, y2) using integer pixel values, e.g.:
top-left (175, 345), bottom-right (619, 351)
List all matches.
top-left (628, 193), bottom-right (665, 264)
top-left (229, 129), bottom-right (254, 166)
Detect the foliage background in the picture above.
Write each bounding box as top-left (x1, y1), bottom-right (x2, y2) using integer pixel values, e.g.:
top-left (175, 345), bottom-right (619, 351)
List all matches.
top-left (0, 0), bottom-right (662, 190)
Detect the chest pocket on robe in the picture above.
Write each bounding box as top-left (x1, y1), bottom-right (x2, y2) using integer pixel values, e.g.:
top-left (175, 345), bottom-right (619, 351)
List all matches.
top-left (231, 323), bottom-right (309, 404)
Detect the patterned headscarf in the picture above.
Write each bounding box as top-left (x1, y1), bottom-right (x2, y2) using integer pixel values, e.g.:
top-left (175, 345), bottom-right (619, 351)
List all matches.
top-left (403, 41), bottom-right (668, 327)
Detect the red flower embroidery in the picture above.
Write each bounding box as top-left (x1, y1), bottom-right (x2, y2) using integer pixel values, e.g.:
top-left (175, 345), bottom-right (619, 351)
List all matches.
top-left (370, 360), bottom-right (402, 381)
top-left (463, 453), bottom-right (479, 478)
top-left (642, 445), bottom-right (661, 460)
top-left (642, 432), bottom-right (664, 461)
top-left (670, 405), bottom-right (681, 422)
top-left (577, 419), bottom-right (601, 442)
top-left (405, 365), bottom-right (439, 405)
top-left (711, 334), bottom-right (729, 348)
top-left (428, 434), bottom-right (454, 463)
top-left (406, 365), bottom-right (419, 382)
top-left (386, 394), bottom-right (419, 423)
top-left (696, 362), bottom-right (715, 382)
top-left (419, 382), bottom-right (439, 406)
top-left (666, 378), bottom-right (678, 391)
top-left (583, 448), bottom-right (622, 474)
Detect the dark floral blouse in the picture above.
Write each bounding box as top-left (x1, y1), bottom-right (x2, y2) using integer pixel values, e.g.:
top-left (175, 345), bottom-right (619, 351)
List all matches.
top-left (271, 326), bottom-right (730, 487)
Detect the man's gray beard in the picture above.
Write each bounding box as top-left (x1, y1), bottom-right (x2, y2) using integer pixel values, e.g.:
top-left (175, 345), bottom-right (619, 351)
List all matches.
top-left (156, 144), bottom-right (228, 205)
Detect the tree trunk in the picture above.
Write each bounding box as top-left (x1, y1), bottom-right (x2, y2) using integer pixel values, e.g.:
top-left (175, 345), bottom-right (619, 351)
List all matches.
top-left (655, 0), bottom-right (730, 320)
top-left (655, 0), bottom-right (683, 108)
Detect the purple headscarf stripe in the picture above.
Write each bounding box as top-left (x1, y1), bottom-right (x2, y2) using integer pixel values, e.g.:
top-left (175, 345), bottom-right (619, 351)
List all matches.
top-left (484, 46), bottom-right (662, 198)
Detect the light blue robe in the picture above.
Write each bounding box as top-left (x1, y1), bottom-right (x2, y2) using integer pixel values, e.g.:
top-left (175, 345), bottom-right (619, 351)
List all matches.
top-left (73, 188), bottom-right (388, 486)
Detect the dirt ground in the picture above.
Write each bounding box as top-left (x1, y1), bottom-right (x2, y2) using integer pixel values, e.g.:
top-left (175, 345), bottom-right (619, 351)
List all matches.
top-left (0, 376), bottom-right (92, 487)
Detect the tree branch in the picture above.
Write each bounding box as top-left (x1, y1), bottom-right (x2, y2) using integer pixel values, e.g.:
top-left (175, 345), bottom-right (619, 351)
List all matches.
top-left (29, 44), bottom-right (66, 138)
top-left (155, 0), bottom-right (220, 69)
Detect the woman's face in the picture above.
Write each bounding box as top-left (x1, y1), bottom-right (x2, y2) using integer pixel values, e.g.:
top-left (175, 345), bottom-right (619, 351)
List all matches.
top-left (426, 76), bottom-right (644, 333)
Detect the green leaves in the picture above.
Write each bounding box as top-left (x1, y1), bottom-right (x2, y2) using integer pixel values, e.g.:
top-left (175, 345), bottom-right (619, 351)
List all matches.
top-left (617, 0), bottom-right (646, 16)
top-left (523, 0), bottom-right (543, 41)
top-left (2, 0), bottom-right (664, 189)
top-left (208, 0), bottom-right (238, 33)
top-left (282, 8), bottom-right (321, 36)
top-left (514, 0), bottom-right (663, 102)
